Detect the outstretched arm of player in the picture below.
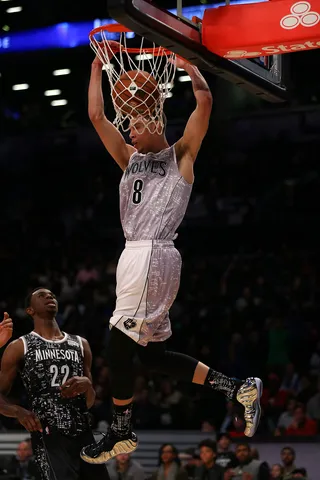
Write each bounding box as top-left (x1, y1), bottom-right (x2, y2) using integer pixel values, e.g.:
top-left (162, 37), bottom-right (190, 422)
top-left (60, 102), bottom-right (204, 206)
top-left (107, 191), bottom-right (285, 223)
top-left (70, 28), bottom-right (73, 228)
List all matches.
top-left (0, 340), bottom-right (42, 432)
top-left (174, 58), bottom-right (212, 183)
top-left (89, 50), bottom-right (136, 171)
top-left (60, 338), bottom-right (96, 408)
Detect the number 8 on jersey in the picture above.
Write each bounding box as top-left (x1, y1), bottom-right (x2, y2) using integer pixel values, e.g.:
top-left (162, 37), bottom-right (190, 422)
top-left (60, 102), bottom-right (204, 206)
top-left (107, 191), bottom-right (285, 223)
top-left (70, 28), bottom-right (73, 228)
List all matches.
top-left (132, 179), bottom-right (144, 205)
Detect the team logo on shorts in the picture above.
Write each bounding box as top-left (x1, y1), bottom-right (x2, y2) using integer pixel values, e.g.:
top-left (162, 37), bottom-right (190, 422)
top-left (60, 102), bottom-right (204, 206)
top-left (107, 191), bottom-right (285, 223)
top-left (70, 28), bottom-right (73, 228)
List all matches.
top-left (124, 318), bottom-right (137, 330)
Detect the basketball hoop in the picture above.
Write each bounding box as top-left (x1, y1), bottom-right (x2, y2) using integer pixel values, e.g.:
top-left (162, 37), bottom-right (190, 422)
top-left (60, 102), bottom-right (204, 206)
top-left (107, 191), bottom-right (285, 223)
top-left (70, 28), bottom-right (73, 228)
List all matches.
top-left (89, 24), bottom-right (177, 134)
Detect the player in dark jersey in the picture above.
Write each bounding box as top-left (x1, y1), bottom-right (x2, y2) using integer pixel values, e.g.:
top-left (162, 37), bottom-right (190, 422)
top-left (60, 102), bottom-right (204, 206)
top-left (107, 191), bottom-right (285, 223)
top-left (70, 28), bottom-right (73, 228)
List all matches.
top-left (0, 287), bottom-right (109, 480)
top-left (81, 52), bottom-right (262, 465)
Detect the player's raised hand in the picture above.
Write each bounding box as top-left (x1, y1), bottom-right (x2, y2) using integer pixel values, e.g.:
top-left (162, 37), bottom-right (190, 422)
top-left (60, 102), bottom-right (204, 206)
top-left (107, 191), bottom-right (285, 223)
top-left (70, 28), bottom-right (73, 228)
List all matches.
top-left (60, 376), bottom-right (91, 398)
top-left (16, 407), bottom-right (42, 432)
top-left (92, 40), bottom-right (121, 65)
top-left (92, 54), bottom-right (104, 67)
top-left (0, 312), bottom-right (13, 348)
top-left (171, 55), bottom-right (191, 71)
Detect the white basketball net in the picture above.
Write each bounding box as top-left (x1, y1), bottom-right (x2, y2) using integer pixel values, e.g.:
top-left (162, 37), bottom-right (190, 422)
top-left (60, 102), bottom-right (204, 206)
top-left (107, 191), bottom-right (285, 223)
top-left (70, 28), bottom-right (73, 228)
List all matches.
top-left (90, 29), bottom-right (177, 134)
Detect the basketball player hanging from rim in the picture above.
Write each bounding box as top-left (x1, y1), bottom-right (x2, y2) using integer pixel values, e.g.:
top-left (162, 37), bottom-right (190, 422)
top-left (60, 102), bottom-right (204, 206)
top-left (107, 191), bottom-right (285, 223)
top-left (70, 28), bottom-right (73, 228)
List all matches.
top-left (81, 42), bottom-right (263, 465)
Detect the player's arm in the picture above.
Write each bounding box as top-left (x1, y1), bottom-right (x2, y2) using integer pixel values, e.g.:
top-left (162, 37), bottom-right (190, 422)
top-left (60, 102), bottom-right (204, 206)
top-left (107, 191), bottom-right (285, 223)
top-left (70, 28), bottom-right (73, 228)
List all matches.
top-left (60, 338), bottom-right (96, 408)
top-left (0, 312), bottom-right (13, 348)
top-left (0, 340), bottom-right (42, 432)
top-left (174, 59), bottom-right (212, 183)
top-left (89, 52), bottom-right (136, 171)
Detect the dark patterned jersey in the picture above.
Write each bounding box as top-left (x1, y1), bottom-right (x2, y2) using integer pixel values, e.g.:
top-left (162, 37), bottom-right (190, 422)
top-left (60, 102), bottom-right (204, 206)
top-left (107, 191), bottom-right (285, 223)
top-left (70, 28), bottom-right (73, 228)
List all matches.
top-left (20, 331), bottom-right (90, 437)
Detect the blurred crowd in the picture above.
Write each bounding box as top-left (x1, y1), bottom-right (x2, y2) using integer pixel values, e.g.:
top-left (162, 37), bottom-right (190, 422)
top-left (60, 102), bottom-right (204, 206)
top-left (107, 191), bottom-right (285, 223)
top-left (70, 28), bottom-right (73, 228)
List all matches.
top-left (0, 435), bottom-right (311, 479)
top-left (0, 118), bottom-right (319, 480)
top-left (1, 124), bottom-right (320, 439)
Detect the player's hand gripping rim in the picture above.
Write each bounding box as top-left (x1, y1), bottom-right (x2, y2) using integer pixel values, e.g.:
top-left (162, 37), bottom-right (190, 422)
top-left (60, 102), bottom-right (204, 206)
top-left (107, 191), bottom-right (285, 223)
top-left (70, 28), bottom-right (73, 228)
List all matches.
top-left (92, 39), bottom-right (121, 66)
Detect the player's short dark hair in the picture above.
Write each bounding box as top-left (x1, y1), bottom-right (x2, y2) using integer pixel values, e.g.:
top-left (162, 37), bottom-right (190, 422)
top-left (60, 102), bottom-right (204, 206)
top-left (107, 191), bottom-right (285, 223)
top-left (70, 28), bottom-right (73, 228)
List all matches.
top-left (24, 287), bottom-right (47, 309)
top-left (198, 439), bottom-right (217, 453)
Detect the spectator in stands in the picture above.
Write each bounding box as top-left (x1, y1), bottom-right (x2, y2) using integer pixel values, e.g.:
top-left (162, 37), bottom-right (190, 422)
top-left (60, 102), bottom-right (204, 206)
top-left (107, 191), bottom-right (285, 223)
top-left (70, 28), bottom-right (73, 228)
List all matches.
top-left (295, 376), bottom-right (313, 405)
top-left (285, 404), bottom-right (317, 436)
top-left (250, 447), bottom-right (259, 460)
top-left (153, 379), bottom-right (184, 428)
top-left (5, 439), bottom-right (37, 479)
top-left (261, 373), bottom-right (288, 431)
top-left (201, 419), bottom-right (216, 433)
top-left (271, 464), bottom-right (284, 479)
top-left (290, 467), bottom-right (308, 479)
top-left (215, 434), bottom-right (236, 471)
top-left (224, 442), bottom-right (269, 480)
top-left (150, 444), bottom-right (188, 480)
top-left (280, 447), bottom-right (296, 480)
top-left (309, 341), bottom-right (320, 377)
top-left (178, 448), bottom-right (199, 479)
top-left (194, 439), bottom-right (224, 480)
top-left (107, 453), bottom-right (145, 480)
top-left (276, 398), bottom-right (297, 435)
top-left (219, 401), bottom-right (234, 433)
top-left (76, 258), bottom-right (100, 285)
top-left (280, 364), bottom-right (300, 396)
top-left (306, 376), bottom-right (320, 424)
top-left (227, 416), bottom-right (246, 438)
top-left (134, 386), bottom-right (160, 429)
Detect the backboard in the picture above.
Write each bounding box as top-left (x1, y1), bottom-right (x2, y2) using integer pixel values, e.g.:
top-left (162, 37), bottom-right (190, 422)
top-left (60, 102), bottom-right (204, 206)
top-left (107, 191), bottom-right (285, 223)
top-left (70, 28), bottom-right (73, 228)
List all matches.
top-left (107, 0), bottom-right (289, 103)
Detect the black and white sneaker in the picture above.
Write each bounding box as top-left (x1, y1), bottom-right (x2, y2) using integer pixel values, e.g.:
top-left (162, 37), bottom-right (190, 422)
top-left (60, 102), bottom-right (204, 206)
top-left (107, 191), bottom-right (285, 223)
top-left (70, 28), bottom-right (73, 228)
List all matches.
top-left (236, 377), bottom-right (263, 437)
top-left (80, 430), bottom-right (138, 464)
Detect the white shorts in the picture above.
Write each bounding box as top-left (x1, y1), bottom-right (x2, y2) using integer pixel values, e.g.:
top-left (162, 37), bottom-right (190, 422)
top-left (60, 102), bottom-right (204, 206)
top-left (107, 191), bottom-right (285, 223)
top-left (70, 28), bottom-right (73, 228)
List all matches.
top-left (109, 240), bottom-right (182, 346)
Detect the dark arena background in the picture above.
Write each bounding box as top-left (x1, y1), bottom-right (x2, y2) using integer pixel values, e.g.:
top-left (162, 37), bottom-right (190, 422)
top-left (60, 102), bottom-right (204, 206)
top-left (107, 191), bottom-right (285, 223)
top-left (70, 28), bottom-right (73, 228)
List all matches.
top-left (1, 0), bottom-right (320, 478)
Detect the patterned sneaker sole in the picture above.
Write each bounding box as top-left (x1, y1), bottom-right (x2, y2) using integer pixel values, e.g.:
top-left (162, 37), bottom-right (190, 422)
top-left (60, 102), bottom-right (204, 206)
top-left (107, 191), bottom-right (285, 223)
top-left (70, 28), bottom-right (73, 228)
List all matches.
top-left (81, 437), bottom-right (138, 464)
top-left (237, 377), bottom-right (263, 438)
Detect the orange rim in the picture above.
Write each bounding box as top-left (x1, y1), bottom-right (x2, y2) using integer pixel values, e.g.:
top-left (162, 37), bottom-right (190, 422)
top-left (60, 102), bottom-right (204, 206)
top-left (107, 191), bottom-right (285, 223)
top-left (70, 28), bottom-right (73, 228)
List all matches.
top-left (89, 24), bottom-right (173, 56)
top-left (89, 23), bottom-right (132, 35)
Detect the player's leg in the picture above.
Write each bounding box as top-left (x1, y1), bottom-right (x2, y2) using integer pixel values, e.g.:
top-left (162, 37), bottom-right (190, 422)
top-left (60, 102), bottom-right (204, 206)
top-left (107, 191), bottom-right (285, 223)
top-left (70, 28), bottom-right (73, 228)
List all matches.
top-left (135, 244), bottom-right (262, 437)
top-left (40, 430), bottom-right (81, 479)
top-left (82, 243), bottom-right (156, 465)
top-left (106, 326), bottom-right (137, 442)
top-left (137, 341), bottom-right (262, 438)
top-left (81, 326), bottom-right (138, 464)
top-left (42, 429), bottom-right (110, 479)
top-left (31, 433), bottom-right (57, 480)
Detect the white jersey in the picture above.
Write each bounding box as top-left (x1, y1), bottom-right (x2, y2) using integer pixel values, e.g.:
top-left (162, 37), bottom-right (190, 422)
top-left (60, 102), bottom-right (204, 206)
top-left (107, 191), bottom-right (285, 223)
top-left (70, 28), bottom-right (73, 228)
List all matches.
top-left (119, 145), bottom-right (193, 240)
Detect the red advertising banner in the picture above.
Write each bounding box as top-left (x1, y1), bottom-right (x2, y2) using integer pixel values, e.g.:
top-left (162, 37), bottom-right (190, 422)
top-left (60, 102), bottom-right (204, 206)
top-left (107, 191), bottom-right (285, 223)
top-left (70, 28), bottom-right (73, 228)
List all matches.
top-left (202, 0), bottom-right (320, 58)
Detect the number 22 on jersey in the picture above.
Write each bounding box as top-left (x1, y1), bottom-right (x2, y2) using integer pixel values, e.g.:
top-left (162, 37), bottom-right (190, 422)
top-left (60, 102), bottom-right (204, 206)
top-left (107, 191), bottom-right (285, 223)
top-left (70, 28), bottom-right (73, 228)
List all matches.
top-left (50, 364), bottom-right (70, 387)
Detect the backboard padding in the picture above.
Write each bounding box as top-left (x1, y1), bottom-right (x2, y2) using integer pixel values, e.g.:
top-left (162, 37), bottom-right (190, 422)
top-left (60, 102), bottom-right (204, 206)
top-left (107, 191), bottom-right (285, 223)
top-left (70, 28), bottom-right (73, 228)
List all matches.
top-left (107, 0), bottom-right (289, 103)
